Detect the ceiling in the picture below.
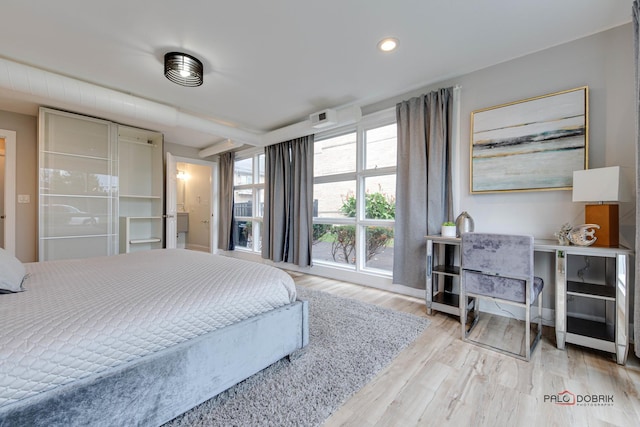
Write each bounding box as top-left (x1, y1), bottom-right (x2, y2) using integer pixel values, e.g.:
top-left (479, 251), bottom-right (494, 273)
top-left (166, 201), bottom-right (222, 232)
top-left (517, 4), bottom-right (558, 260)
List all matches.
top-left (0, 0), bottom-right (632, 150)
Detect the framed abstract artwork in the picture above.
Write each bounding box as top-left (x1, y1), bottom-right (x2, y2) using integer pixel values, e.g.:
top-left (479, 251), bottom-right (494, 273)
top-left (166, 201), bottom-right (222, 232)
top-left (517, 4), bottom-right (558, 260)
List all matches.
top-left (470, 86), bottom-right (588, 193)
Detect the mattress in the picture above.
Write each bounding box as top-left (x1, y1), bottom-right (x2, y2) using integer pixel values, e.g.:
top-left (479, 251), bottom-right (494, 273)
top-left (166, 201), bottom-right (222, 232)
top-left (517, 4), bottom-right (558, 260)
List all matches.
top-left (0, 249), bottom-right (296, 409)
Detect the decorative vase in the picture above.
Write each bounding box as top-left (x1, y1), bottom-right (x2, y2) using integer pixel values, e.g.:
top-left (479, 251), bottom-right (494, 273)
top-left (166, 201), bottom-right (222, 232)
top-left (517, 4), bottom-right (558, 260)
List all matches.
top-left (441, 225), bottom-right (457, 237)
top-left (455, 211), bottom-right (474, 237)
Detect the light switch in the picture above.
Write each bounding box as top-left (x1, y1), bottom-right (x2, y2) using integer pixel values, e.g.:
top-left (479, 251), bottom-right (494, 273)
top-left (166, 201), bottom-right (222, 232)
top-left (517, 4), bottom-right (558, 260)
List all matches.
top-left (18, 194), bottom-right (30, 203)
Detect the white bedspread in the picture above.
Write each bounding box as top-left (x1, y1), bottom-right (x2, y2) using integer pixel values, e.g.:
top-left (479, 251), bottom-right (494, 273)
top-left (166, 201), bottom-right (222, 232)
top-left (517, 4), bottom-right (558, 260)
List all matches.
top-left (0, 249), bottom-right (296, 408)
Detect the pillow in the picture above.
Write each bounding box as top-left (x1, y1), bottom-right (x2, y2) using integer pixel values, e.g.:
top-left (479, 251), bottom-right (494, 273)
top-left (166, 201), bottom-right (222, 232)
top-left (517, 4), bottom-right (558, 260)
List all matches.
top-left (0, 247), bottom-right (27, 293)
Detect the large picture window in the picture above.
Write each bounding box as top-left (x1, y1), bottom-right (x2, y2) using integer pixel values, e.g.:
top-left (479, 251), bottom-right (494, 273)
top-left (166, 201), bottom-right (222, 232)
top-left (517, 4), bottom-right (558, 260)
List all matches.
top-left (233, 153), bottom-right (265, 252)
top-left (312, 110), bottom-right (396, 274)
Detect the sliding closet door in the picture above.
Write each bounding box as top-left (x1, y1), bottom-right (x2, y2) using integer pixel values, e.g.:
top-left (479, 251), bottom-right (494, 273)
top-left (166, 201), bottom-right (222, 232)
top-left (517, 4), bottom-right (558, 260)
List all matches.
top-left (38, 108), bottom-right (118, 261)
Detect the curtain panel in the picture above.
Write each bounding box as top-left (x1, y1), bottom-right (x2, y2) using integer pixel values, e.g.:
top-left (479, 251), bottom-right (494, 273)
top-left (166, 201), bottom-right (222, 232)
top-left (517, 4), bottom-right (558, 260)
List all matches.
top-left (262, 135), bottom-right (314, 266)
top-left (393, 88), bottom-right (454, 289)
top-left (218, 151), bottom-right (235, 251)
top-left (633, 0), bottom-right (640, 358)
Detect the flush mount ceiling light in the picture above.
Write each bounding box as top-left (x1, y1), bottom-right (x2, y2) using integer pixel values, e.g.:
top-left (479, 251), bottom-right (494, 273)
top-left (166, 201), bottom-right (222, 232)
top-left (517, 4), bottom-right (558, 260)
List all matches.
top-left (377, 37), bottom-right (399, 53)
top-left (164, 52), bottom-right (203, 87)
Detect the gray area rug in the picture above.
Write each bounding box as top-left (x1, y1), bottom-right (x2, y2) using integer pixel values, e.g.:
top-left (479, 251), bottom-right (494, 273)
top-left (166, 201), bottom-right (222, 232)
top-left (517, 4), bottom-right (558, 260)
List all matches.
top-left (164, 286), bottom-right (430, 427)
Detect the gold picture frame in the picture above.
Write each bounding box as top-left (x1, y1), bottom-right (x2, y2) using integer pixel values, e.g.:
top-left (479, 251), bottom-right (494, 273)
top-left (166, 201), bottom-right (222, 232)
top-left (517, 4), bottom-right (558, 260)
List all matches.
top-left (470, 86), bottom-right (589, 194)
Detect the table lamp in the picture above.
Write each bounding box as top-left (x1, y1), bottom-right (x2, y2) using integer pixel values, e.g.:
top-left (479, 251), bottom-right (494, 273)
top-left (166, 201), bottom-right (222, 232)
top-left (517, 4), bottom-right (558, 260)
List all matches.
top-left (572, 166), bottom-right (628, 247)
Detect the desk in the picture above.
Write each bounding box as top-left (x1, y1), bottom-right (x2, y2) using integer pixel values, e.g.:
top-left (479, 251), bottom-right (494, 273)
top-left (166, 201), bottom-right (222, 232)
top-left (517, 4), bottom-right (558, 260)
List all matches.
top-left (425, 235), bottom-right (632, 364)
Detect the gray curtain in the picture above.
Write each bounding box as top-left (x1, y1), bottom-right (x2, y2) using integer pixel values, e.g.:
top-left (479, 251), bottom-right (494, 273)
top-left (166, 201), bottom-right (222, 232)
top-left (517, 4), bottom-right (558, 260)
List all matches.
top-left (262, 135), bottom-right (314, 266)
top-left (393, 88), bottom-right (453, 289)
top-left (633, 0), bottom-right (640, 358)
top-left (218, 152), bottom-right (235, 251)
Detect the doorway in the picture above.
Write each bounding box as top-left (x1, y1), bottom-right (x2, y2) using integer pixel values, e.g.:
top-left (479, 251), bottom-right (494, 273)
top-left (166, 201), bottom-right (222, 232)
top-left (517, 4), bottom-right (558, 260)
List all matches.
top-left (176, 162), bottom-right (212, 252)
top-left (0, 137), bottom-right (5, 248)
top-left (0, 129), bottom-right (16, 255)
top-left (166, 153), bottom-right (218, 253)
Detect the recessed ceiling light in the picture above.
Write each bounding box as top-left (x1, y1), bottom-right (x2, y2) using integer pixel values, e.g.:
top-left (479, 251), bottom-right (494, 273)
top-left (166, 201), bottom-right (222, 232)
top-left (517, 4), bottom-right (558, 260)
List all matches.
top-left (377, 37), bottom-right (399, 53)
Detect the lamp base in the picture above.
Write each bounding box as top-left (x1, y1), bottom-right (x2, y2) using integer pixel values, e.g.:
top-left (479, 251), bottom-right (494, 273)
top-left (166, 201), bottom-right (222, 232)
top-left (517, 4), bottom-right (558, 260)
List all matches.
top-left (585, 204), bottom-right (618, 247)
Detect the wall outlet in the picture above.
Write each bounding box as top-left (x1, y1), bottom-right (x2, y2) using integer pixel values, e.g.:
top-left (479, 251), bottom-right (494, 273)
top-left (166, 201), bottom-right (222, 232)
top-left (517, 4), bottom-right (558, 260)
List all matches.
top-left (17, 194), bottom-right (30, 203)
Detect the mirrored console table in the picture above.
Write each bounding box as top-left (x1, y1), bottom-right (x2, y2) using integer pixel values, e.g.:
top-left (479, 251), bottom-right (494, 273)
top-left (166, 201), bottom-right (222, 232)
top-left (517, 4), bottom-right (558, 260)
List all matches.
top-left (426, 235), bottom-right (632, 364)
top-left (425, 235), bottom-right (467, 317)
top-left (537, 240), bottom-right (632, 365)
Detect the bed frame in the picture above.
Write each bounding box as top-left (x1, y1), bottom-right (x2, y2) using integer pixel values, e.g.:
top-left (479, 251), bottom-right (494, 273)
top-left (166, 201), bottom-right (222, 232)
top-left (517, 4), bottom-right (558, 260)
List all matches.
top-left (0, 299), bottom-right (308, 427)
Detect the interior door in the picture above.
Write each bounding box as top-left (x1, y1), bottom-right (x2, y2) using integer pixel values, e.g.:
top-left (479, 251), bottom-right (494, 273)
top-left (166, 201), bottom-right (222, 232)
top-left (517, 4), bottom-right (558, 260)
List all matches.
top-left (165, 152), bottom-right (177, 249)
top-left (184, 163), bottom-right (212, 252)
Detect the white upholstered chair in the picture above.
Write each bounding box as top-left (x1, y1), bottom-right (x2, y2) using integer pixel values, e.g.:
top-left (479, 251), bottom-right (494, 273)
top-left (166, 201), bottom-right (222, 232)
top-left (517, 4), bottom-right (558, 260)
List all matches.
top-left (459, 233), bottom-right (544, 361)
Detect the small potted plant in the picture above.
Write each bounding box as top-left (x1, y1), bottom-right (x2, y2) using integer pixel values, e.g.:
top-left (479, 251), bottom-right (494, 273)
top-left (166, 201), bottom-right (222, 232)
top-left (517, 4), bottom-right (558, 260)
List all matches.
top-left (441, 221), bottom-right (457, 237)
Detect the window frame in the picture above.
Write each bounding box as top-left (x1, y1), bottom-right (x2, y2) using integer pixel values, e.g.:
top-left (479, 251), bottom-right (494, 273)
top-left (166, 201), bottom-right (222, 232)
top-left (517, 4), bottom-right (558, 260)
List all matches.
top-left (312, 107), bottom-right (396, 275)
top-left (233, 150), bottom-right (264, 253)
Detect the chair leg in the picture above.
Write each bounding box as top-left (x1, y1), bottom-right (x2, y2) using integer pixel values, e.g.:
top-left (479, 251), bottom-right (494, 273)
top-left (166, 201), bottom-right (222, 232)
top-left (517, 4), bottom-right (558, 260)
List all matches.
top-left (525, 297), bottom-right (531, 361)
top-left (460, 287), bottom-right (479, 341)
top-left (528, 289), bottom-right (544, 361)
top-left (467, 299), bottom-right (478, 334)
top-left (538, 291), bottom-right (544, 341)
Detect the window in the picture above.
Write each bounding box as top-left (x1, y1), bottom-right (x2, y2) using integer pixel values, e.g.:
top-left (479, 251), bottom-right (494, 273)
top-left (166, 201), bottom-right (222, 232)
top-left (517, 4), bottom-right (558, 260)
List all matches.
top-left (312, 110), bottom-right (396, 274)
top-left (314, 132), bottom-right (357, 176)
top-left (233, 153), bottom-right (265, 252)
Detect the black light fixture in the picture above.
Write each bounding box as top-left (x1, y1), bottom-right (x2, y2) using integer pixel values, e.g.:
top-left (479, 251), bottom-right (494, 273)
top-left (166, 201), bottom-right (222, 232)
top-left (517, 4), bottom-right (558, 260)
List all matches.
top-left (164, 52), bottom-right (203, 87)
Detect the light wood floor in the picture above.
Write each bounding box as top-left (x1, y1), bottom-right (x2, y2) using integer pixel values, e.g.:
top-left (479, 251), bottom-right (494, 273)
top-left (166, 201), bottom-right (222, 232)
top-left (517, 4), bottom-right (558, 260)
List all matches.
top-left (290, 272), bottom-right (640, 427)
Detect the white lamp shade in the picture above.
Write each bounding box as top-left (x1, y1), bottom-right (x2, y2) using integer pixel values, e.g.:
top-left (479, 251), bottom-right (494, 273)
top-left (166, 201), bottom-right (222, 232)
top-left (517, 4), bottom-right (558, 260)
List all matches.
top-left (572, 166), bottom-right (629, 203)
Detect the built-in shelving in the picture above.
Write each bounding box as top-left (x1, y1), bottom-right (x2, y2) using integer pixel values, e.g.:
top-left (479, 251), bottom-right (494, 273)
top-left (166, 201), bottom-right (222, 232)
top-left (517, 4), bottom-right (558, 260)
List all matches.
top-left (38, 108), bottom-right (165, 259)
top-left (120, 216), bottom-right (163, 253)
top-left (118, 126), bottom-right (164, 253)
top-left (130, 238), bottom-right (162, 244)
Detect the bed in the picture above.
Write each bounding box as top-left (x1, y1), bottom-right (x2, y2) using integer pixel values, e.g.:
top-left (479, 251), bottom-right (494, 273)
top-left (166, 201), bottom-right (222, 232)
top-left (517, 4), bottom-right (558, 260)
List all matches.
top-left (0, 248), bottom-right (308, 426)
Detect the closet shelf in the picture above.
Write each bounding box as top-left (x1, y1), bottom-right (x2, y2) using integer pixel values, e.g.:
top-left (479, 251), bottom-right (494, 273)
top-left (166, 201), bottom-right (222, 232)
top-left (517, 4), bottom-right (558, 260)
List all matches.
top-left (120, 194), bottom-right (162, 199)
top-left (129, 238), bottom-right (162, 245)
top-left (125, 216), bottom-right (163, 220)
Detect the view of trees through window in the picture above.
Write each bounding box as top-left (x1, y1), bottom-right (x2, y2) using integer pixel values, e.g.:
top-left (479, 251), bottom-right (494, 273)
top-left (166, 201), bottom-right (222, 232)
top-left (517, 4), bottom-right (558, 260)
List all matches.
top-left (231, 113), bottom-right (397, 278)
top-left (312, 118), bottom-right (397, 273)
